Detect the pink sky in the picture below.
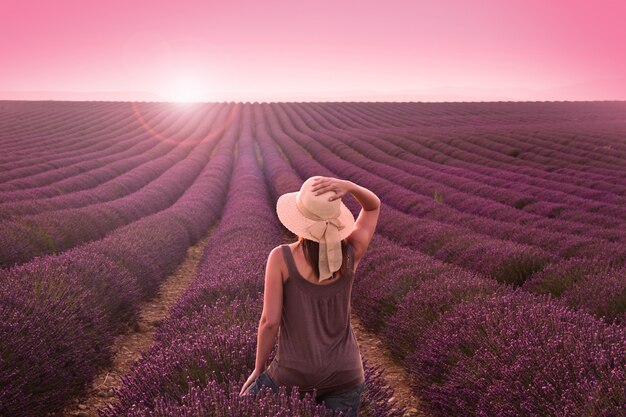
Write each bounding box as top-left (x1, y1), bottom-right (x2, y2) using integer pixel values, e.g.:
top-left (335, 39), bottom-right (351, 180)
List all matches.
top-left (1, 0), bottom-right (625, 102)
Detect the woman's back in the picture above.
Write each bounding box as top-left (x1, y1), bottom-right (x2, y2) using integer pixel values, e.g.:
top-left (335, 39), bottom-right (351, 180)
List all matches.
top-left (241, 176), bottom-right (380, 417)
top-left (266, 241), bottom-right (365, 397)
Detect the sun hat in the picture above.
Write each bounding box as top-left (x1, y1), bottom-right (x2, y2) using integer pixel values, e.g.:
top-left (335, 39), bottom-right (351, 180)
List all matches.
top-left (276, 176), bottom-right (355, 281)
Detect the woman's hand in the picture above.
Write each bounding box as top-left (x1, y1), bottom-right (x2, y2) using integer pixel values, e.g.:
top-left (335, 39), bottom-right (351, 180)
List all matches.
top-left (239, 368), bottom-right (263, 396)
top-left (311, 177), bottom-right (352, 201)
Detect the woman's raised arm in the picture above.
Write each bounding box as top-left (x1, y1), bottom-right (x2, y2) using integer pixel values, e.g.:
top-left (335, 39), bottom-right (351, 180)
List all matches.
top-left (311, 177), bottom-right (380, 264)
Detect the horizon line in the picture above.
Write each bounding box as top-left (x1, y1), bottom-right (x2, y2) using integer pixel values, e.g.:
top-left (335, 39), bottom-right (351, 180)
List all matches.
top-left (2, 98), bottom-right (626, 104)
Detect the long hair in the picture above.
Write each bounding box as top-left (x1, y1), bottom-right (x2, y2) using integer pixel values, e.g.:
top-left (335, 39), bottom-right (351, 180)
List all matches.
top-left (296, 236), bottom-right (350, 279)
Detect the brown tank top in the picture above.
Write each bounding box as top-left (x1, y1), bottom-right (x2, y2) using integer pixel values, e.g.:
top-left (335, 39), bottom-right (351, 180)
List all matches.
top-left (266, 241), bottom-right (365, 397)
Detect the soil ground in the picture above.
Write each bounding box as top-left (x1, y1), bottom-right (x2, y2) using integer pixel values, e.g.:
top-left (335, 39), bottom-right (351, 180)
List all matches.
top-left (61, 227), bottom-right (215, 417)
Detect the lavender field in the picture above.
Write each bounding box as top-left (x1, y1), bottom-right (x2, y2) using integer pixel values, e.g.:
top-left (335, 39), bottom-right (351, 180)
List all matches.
top-left (1, 100), bottom-right (625, 417)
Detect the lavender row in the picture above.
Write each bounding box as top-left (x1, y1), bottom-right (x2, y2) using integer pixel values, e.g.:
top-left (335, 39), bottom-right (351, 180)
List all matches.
top-left (369, 125), bottom-right (626, 215)
top-left (100, 104), bottom-right (403, 417)
top-left (257, 100), bottom-right (626, 324)
top-left (321, 101), bottom-right (626, 139)
top-left (254, 103), bottom-right (625, 319)
top-left (0, 105), bottom-right (128, 166)
top-left (0, 104), bottom-right (236, 268)
top-left (0, 106), bottom-right (239, 417)
top-left (255, 103), bottom-right (626, 415)
top-left (431, 123), bottom-right (626, 185)
top-left (298, 101), bottom-right (622, 131)
top-left (356, 234), bottom-right (625, 416)
top-left (372, 122), bottom-right (626, 193)
top-left (313, 101), bottom-right (626, 192)
top-left (0, 101), bottom-right (121, 158)
top-left (321, 124), bottom-right (626, 233)
top-left (271, 104), bottom-right (626, 265)
top-left (376, 122), bottom-right (626, 192)
top-left (283, 106), bottom-right (626, 232)
top-left (280, 103), bottom-right (626, 243)
top-left (0, 104), bottom-right (203, 197)
top-left (406, 290), bottom-right (625, 416)
top-left (264, 102), bottom-right (624, 415)
top-left (463, 121), bottom-right (626, 174)
top-left (321, 101), bottom-right (626, 171)
top-left (275, 104), bottom-right (624, 312)
top-left (394, 104), bottom-right (626, 170)
top-left (304, 101), bottom-right (625, 415)
top-left (254, 101), bottom-right (626, 322)
top-left (523, 256), bottom-right (626, 323)
top-left (0, 106), bottom-right (174, 192)
top-left (364, 126), bottom-right (626, 217)
top-left (288, 110), bottom-right (626, 252)
top-left (0, 102), bottom-right (157, 174)
top-left (263, 103), bottom-right (557, 284)
top-left (0, 105), bottom-right (221, 216)
top-left (302, 102), bottom-right (626, 215)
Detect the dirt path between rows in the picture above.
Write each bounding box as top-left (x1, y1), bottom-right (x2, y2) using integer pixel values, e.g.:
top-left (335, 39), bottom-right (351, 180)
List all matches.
top-left (351, 313), bottom-right (430, 417)
top-left (62, 226), bottom-right (216, 417)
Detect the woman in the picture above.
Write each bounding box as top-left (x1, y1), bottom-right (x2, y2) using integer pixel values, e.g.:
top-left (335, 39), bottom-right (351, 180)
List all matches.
top-left (240, 175), bottom-right (381, 417)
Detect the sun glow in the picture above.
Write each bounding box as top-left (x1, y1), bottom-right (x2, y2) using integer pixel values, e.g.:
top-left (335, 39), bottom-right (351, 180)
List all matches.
top-left (163, 74), bottom-right (208, 103)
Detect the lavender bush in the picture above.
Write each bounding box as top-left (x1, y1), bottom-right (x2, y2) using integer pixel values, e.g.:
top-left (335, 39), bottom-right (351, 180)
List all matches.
top-left (560, 266), bottom-right (626, 324)
top-left (385, 269), bottom-right (509, 361)
top-left (405, 290), bottom-right (626, 417)
top-left (523, 257), bottom-right (626, 322)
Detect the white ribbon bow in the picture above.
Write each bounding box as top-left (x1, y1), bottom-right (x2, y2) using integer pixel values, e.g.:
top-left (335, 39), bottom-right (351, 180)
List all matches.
top-left (295, 194), bottom-right (345, 281)
top-left (306, 217), bottom-right (345, 281)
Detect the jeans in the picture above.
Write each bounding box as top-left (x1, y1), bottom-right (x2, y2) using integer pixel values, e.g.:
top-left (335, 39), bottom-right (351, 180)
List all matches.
top-left (243, 369), bottom-right (366, 417)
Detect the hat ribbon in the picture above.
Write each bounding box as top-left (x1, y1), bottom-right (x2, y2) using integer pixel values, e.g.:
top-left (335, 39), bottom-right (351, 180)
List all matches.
top-left (295, 194), bottom-right (345, 281)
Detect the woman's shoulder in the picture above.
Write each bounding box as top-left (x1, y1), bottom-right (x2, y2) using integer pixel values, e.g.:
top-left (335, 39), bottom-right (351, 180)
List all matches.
top-left (268, 245), bottom-right (291, 269)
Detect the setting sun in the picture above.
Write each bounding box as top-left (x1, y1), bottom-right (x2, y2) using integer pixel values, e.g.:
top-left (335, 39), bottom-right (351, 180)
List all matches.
top-left (164, 75), bottom-right (208, 103)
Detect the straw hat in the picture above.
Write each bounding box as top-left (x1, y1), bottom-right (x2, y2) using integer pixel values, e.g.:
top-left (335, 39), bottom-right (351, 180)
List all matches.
top-left (276, 176), bottom-right (355, 281)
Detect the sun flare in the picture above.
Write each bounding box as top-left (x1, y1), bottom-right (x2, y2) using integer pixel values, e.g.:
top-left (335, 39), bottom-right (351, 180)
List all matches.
top-left (164, 75), bottom-right (207, 103)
